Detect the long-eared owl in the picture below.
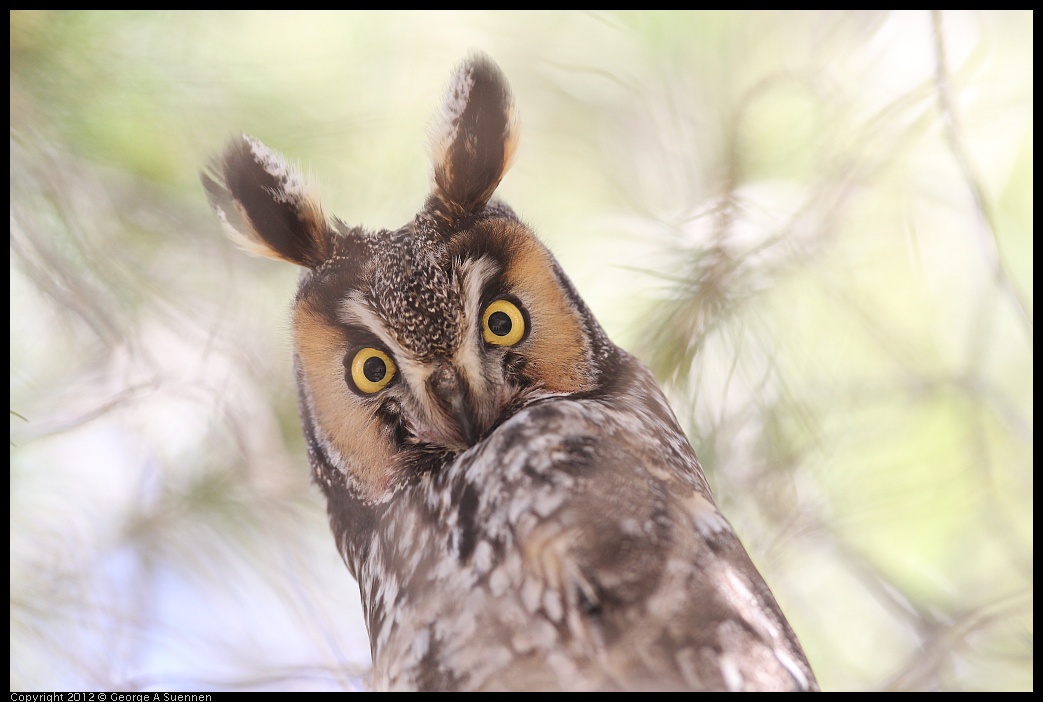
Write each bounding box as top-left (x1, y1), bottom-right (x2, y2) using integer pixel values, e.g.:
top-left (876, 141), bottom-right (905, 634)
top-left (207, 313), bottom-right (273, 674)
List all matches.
top-left (202, 54), bottom-right (818, 692)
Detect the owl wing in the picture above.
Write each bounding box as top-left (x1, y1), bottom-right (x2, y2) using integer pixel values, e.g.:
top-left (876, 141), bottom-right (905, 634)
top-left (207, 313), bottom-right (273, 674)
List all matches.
top-left (455, 368), bottom-right (817, 691)
top-left (523, 442), bottom-right (817, 692)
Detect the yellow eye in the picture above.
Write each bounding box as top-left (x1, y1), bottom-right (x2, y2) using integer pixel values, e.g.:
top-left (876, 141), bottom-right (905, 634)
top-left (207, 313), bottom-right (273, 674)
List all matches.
top-left (482, 299), bottom-right (526, 346)
top-left (350, 347), bottom-right (396, 393)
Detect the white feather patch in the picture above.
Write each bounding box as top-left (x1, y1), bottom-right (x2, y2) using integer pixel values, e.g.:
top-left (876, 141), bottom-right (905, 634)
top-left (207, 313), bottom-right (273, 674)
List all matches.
top-left (243, 134), bottom-right (310, 204)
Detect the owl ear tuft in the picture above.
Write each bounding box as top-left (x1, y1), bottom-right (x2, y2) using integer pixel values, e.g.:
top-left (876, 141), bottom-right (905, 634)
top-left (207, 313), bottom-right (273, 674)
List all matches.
top-left (427, 54), bottom-right (519, 226)
top-left (202, 134), bottom-right (332, 269)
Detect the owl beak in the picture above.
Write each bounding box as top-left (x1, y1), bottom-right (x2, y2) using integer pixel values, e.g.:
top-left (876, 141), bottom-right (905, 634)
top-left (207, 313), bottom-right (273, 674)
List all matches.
top-left (427, 360), bottom-right (478, 446)
top-left (446, 392), bottom-right (477, 446)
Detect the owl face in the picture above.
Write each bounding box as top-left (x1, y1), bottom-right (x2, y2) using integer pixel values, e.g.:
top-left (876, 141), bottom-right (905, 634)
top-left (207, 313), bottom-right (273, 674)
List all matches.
top-left (292, 214), bottom-right (608, 502)
top-left (202, 57), bottom-right (608, 503)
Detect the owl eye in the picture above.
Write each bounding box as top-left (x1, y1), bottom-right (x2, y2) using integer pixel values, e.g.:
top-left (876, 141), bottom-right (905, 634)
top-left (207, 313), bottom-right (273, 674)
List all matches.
top-left (349, 347), bottom-right (397, 394)
top-left (482, 299), bottom-right (526, 346)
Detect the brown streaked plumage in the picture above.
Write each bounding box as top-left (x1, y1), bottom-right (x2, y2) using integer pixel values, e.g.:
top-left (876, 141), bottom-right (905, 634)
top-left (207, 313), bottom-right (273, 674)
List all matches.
top-left (202, 53), bottom-right (818, 691)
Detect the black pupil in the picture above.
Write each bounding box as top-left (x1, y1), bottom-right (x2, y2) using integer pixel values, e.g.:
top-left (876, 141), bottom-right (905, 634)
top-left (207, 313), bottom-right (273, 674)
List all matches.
top-left (489, 310), bottom-right (513, 337)
top-left (363, 355), bottom-right (387, 383)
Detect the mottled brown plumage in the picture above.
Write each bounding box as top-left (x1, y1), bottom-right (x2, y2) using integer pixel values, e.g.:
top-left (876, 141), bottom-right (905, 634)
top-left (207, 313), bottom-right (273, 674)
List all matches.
top-left (202, 53), bottom-right (818, 691)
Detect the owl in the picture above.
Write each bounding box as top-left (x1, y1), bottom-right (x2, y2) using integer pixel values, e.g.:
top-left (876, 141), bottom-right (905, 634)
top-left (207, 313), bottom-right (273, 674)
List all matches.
top-left (202, 54), bottom-right (818, 692)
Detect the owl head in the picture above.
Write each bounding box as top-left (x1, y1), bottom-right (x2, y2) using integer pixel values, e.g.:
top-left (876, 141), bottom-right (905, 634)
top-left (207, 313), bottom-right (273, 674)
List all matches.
top-left (202, 55), bottom-right (615, 504)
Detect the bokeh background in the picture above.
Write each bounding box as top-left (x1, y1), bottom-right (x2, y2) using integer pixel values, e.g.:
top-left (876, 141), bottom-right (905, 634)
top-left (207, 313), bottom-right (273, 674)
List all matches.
top-left (10, 10), bottom-right (1032, 692)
